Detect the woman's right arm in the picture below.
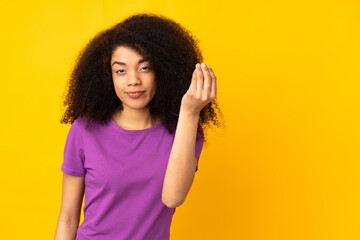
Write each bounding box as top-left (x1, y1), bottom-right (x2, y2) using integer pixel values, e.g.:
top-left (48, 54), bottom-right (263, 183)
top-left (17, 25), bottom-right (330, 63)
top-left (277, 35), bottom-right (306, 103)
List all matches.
top-left (55, 173), bottom-right (85, 240)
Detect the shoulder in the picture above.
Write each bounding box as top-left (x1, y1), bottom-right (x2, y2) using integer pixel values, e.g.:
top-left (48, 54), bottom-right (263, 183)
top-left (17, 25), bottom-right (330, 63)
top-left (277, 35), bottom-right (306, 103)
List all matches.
top-left (75, 116), bottom-right (87, 125)
top-left (72, 116), bottom-right (98, 131)
top-left (67, 117), bottom-right (90, 139)
top-left (70, 117), bottom-right (86, 130)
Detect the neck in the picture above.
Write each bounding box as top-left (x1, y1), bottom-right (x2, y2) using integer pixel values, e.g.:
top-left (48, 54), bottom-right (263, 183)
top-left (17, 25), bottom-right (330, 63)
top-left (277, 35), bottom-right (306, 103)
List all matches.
top-left (111, 106), bottom-right (160, 130)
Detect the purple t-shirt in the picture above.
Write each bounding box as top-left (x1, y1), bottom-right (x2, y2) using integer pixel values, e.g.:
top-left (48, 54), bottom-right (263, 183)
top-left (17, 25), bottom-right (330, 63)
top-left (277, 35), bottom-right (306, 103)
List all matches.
top-left (61, 116), bottom-right (204, 240)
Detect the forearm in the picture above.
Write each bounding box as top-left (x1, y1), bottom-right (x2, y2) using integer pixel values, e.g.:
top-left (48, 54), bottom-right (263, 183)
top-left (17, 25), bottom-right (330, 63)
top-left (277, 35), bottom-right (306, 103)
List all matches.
top-left (54, 217), bottom-right (79, 240)
top-left (162, 107), bottom-right (200, 208)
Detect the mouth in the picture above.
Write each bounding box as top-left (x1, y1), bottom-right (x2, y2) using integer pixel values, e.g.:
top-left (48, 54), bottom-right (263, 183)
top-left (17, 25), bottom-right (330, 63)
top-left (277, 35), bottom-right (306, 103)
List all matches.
top-left (127, 91), bottom-right (145, 94)
top-left (126, 91), bottom-right (145, 98)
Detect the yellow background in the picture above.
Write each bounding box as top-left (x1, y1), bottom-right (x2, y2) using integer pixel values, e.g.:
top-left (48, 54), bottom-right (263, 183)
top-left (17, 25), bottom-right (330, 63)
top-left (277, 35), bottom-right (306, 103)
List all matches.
top-left (1, 0), bottom-right (359, 239)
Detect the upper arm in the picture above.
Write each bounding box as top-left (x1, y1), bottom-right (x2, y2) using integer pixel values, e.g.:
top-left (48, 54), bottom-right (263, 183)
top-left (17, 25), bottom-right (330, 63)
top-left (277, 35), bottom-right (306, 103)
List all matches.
top-left (58, 173), bottom-right (85, 223)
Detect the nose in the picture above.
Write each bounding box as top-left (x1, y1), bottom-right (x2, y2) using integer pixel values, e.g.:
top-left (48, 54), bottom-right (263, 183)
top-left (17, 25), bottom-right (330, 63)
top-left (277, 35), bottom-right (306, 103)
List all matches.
top-left (127, 70), bottom-right (141, 86)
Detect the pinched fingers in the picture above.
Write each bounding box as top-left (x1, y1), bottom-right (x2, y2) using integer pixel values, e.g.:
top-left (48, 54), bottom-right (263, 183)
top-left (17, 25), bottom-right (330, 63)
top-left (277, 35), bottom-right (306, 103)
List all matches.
top-left (208, 65), bottom-right (217, 99)
top-left (201, 63), bottom-right (212, 95)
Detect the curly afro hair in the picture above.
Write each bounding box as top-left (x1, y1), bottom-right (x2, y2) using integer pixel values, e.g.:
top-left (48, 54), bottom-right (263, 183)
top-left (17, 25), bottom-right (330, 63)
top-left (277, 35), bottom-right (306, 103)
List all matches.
top-left (60, 12), bottom-right (224, 144)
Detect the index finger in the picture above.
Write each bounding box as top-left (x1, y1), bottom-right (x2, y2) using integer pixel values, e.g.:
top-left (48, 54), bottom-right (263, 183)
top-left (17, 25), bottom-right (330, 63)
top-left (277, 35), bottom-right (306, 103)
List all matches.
top-left (189, 66), bottom-right (197, 92)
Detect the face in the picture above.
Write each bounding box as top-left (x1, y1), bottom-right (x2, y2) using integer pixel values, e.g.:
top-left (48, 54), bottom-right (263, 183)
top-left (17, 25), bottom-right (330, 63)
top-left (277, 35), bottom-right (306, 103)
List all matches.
top-left (110, 45), bottom-right (156, 112)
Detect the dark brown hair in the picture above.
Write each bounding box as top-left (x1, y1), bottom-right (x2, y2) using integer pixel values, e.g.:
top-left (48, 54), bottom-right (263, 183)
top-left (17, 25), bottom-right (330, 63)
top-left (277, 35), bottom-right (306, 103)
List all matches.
top-left (60, 12), bottom-right (224, 144)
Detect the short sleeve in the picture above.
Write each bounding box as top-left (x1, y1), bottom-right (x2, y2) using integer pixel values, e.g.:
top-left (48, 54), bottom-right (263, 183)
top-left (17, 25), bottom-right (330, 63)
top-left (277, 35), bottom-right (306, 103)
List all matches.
top-left (195, 126), bottom-right (204, 172)
top-left (61, 119), bottom-right (86, 177)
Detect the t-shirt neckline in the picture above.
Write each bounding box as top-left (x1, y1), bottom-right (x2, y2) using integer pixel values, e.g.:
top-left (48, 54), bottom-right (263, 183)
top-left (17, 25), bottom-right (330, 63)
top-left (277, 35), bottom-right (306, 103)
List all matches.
top-left (108, 118), bottom-right (163, 134)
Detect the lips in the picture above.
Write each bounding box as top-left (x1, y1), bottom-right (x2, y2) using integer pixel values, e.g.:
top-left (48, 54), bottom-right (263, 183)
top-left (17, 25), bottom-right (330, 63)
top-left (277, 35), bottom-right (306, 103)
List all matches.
top-left (126, 91), bottom-right (145, 98)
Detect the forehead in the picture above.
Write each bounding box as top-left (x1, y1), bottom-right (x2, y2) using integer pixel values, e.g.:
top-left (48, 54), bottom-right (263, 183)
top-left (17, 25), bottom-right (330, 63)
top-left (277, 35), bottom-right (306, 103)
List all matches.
top-left (111, 46), bottom-right (139, 58)
top-left (111, 45), bottom-right (146, 60)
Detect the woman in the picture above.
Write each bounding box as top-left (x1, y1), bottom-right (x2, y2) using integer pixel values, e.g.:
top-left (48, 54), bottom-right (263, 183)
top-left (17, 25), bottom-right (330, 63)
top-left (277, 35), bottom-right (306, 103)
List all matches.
top-left (55, 13), bottom-right (223, 240)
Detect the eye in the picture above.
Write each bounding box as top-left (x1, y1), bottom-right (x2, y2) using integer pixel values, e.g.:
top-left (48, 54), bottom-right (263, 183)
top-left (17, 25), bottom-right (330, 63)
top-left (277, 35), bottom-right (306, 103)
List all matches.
top-left (115, 69), bottom-right (125, 74)
top-left (141, 66), bottom-right (152, 71)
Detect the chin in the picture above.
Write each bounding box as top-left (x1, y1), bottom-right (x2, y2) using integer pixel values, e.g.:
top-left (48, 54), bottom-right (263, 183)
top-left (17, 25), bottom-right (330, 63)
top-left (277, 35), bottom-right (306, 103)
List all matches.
top-left (123, 102), bottom-right (151, 110)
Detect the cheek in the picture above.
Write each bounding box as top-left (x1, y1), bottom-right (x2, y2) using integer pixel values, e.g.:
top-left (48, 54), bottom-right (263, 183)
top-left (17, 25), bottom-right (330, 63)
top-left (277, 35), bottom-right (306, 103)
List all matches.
top-left (113, 78), bottom-right (125, 89)
top-left (113, 79), bottom-right (126, 97)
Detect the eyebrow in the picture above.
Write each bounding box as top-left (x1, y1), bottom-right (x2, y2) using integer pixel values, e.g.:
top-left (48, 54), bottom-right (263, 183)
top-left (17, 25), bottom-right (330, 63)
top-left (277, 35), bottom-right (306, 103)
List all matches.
top-left (111, 58), bottom-right (150, 66)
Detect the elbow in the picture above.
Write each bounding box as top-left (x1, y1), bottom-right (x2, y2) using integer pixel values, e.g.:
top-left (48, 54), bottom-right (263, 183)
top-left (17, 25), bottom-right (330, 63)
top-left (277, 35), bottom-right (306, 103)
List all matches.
top-left (162, 196), bottom-right (184, 208)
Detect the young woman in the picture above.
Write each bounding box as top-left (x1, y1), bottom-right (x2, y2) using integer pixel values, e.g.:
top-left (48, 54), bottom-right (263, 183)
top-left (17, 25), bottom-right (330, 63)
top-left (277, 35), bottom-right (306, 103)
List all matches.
top-left (55, 13), bottom-right (223, 240)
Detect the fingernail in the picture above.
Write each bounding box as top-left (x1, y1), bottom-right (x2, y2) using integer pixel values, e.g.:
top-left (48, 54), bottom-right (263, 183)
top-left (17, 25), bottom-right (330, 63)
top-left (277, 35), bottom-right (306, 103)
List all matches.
top-left (196, 63), bottom-right (200, 68)
top-left (201, 63), bottom-right (206, 67)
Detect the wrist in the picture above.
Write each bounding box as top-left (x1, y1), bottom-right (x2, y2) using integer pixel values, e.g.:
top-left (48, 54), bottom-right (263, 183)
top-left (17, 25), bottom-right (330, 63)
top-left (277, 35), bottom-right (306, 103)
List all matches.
top-left (179, 107), bottom-right (200, 119)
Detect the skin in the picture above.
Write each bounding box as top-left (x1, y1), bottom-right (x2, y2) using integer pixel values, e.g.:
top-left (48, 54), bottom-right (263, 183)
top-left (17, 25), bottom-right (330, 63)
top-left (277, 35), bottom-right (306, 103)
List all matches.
top-left (162, 62), bottom-right (217, 207)
top-left (109, 45), bottom-right (217, 130)
top-left (110, 45), bottom-right (218, 207)
top-left (110, 45), bottom-right (160, 130)
top-left (55, 46), bottom-right (217, 239)
top-left (181, 62), bottom-right (217, 115)
top-left (55, 174), bottom-right (84, 240)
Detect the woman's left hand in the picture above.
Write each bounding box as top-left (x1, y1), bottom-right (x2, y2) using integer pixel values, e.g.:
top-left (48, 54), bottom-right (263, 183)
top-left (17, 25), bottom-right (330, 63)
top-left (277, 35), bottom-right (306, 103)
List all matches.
top-left (180, 63), bottom-right (217, 115)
